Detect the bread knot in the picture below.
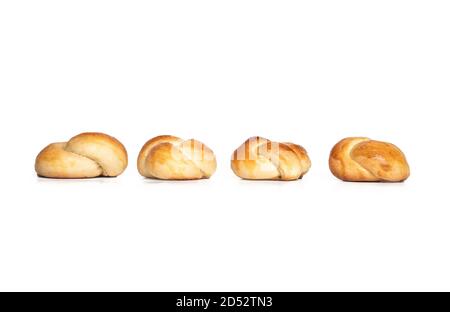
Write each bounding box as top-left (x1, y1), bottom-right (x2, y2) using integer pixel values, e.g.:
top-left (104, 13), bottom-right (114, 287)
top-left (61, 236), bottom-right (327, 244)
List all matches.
top-left (231, 136), bottom-right (311, 180)
top-left (137, 135), bottom-right (217, 180)
top-left (35, 132), bottom-right (128, 178)
top-left (329, 137), bottom-right (410, 182)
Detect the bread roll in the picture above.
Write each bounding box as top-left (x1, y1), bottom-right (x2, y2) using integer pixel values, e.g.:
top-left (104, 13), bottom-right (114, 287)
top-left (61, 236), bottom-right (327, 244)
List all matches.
top-left (329, 137), bottom-right (410, 182)
top-left (35, 132), bottom-right (128, 178)
top-left (137, 135), bottom-right (217, 180)
top-left (231, 136), bottom-right (311, 181)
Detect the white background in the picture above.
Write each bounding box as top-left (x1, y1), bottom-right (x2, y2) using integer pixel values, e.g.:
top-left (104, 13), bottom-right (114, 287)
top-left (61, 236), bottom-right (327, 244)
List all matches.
top-left (0, 0), bottom-right (449, 291)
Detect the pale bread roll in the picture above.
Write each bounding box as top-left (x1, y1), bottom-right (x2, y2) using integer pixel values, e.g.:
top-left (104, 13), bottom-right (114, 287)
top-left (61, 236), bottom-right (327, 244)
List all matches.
top-left (35, 132), bottom-right (128, 178)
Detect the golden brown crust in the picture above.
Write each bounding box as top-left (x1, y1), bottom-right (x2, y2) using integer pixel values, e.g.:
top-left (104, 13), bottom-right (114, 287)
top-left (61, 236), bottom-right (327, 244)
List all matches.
top-left (137, 135), bottom-right (217, 180)
top-left (231, 136), bottom-right (311, 181)
top-left (35, 132), bottom-right (128, 178)
top-left (329, 137), bottom-right (410, 182)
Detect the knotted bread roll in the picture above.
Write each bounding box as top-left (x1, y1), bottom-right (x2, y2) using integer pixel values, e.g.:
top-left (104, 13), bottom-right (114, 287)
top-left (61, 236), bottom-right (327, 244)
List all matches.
top-left (137, 135), bottom-right (217, 180)
top-left (329, 137), bottom-right (410, 182)
top-left (231, 136), bottom-right (311, 181)
top-left (35, 132), bottom-right (128, 178)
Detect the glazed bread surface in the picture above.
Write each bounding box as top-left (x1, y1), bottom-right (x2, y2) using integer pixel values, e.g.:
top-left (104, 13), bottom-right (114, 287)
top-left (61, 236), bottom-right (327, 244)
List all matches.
top-left (35, 132), bottom-right (128, 178)
top-left (137, 135), bottom-right (217, 180)
top-left (329, 137), bottom-right (410, 182)
top-left (231, 136), bottom-right (311, 181)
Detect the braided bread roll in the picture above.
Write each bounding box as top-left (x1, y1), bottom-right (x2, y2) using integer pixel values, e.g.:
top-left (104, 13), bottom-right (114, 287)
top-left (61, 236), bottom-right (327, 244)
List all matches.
top-left (35, 132), bottom-right (128, 178)
top-left (329, 137), bottom-right (410, 182)
top-left (231, 137), bottom-right (311, 181)
top-left (137, 135), bottom-right (217, 180)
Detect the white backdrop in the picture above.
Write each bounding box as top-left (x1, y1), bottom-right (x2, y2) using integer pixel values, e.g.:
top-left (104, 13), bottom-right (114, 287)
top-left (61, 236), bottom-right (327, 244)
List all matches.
top-left (1, 0), bottom-right (449, 291)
